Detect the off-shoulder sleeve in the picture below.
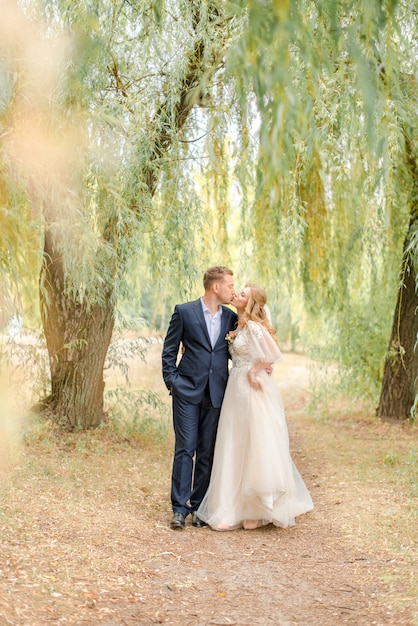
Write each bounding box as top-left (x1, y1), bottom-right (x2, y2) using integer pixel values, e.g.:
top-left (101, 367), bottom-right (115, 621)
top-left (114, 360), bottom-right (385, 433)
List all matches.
top-left (247, 321), bottom-right (284, 364)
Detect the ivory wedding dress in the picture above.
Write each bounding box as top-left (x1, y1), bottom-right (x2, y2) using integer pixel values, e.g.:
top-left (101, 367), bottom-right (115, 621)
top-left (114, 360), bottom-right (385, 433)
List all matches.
top-left (197, 321), bottom-right (313, 530)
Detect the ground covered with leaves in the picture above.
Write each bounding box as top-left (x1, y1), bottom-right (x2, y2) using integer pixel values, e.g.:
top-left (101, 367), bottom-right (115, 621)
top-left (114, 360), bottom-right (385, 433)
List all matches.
top-left (0, 349), bottom-right (416, 625)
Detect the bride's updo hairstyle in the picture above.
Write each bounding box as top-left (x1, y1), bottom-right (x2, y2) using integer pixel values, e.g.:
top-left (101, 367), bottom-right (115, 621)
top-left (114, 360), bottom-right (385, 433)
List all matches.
top-left (241, 284), bottom-right (277, 339)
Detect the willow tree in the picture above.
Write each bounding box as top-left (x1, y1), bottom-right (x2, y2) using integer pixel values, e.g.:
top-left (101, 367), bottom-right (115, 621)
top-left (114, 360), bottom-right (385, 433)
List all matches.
top-left (225, 0), bottom-right (417, 418)
top-left (4, 0), bottom-right (417, 426)
top-left (376, 69), bottom-right (418, 416)
top-left (3, 0), bottom-right (233, 428)
top-left (377, 157), bottom-right (418, 419)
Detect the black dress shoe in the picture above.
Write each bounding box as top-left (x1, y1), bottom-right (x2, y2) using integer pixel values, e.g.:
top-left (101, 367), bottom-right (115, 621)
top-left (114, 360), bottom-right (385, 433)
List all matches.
top-left (170, 512), bottom-right (186, 529)
top-left (191, 511), bottom-right (207, 528)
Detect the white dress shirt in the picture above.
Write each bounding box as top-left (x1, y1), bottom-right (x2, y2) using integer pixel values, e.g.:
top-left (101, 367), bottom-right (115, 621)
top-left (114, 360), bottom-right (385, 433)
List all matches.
top-left (201, 298), bottom-right (223, 348)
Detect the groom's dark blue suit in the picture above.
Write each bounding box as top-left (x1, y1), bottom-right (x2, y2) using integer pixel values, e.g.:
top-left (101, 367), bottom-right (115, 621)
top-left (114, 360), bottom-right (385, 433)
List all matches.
top-left (162, 298), bottom-right (237, 515)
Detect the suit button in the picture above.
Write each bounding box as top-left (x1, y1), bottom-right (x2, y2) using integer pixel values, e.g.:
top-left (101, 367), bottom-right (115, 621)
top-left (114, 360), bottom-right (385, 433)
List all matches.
top-left (210, 369), bottom-right (213, 373)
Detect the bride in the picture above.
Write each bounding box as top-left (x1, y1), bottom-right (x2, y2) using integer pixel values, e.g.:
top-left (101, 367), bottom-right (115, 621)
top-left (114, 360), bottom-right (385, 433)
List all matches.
top-left (197, 284), bottom-right (313, 530)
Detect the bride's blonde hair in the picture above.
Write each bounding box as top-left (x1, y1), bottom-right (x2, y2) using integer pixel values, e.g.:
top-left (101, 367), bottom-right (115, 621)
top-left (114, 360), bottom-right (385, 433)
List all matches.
top-left (241, 284), bottom-right (277, 339)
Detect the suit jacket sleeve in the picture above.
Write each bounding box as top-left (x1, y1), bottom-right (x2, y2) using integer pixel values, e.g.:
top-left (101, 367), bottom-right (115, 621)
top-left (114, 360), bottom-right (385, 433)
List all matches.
top-left (162, 305), bottom-right (183, 391)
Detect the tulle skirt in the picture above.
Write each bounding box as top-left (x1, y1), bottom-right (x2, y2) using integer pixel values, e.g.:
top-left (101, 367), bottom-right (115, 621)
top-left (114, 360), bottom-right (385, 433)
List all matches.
top-left (197, 367), bottom-right (313, 530)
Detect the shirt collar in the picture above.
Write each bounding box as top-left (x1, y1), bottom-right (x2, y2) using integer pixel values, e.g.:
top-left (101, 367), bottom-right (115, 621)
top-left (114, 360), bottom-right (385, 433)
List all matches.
top-left (200, 298), bottom-right (222, 317)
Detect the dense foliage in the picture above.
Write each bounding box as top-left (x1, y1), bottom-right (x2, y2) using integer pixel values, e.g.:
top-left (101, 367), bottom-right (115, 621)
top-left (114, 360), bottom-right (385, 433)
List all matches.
top-left (1, 0), bottom-right (417, 421)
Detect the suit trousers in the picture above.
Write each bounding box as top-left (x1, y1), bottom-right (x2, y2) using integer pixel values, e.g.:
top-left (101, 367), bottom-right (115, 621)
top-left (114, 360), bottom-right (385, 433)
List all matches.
top-left (171, 384), bottom-right (221, 515)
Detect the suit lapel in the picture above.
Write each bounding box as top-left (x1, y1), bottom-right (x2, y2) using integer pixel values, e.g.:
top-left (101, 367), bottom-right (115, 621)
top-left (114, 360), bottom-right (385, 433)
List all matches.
top-left (215, 306), bottom-right (231, 348)
top-left (192, 299), bottom-right (211, 346)
top-left (193, 301), bottom-right (234, 348)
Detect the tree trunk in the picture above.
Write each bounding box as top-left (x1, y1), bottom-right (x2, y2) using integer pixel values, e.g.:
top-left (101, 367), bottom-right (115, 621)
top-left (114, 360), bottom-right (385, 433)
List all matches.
top-left (39, 229), bottom-right (115, 429)
top-left (377, 136), bottom-right (418, 421)
top-left (36, 2), bottom-right (226, 429)
top-left (377, 247), bottom-right (418, 420)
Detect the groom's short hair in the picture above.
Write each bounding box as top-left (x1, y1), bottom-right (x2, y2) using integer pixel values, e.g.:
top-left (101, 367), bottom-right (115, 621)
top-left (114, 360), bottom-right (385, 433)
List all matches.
top-left (203, 266), bottom-right (233, 291)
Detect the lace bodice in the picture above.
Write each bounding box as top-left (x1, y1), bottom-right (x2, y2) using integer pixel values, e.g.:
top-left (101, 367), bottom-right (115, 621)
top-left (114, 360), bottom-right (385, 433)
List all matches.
top-left (229, 323), bottom-right (261, 367)
top-left (229, 321), bottom-right (282, 368)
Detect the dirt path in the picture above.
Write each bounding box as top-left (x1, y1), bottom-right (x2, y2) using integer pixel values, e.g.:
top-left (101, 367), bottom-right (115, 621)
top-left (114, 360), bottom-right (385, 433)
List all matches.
top-left (0, 350), bottom-right (416, 625)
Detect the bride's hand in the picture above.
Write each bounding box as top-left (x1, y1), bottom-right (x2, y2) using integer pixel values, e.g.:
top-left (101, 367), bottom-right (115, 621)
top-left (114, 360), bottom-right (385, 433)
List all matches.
top-left (248, 371), bottom-right (262, 390)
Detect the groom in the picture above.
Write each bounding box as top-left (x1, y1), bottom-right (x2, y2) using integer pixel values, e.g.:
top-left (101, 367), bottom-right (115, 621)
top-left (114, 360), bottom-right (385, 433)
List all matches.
top-left (162, 266), bottom-right (237, 529)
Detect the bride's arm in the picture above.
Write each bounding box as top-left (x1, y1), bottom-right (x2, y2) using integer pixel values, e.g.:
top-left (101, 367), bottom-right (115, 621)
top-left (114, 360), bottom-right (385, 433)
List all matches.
top-left (247, 361), bottom-right (272, 390)
top-left (246, 322), bottom-right (283, 389)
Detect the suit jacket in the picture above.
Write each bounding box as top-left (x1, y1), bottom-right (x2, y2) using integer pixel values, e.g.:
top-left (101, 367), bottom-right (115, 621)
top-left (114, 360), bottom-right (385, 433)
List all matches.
top-left (162, 299), bottom-right (238, 408)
